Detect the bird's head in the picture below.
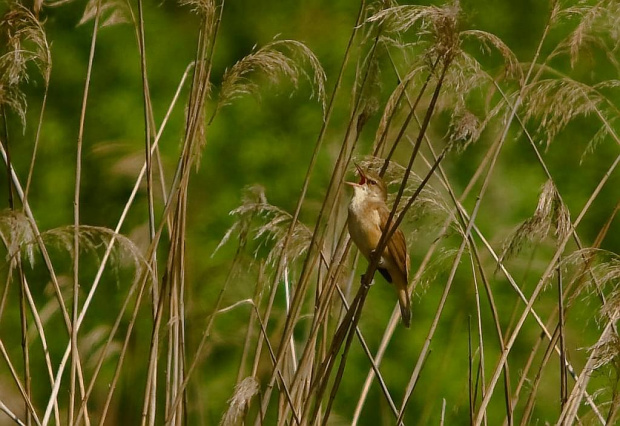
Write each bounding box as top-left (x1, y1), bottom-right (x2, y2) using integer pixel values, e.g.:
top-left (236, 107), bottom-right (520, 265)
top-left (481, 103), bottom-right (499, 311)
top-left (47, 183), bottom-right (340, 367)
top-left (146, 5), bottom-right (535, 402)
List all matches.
top-left (346, 163), bottom-right (388, 202)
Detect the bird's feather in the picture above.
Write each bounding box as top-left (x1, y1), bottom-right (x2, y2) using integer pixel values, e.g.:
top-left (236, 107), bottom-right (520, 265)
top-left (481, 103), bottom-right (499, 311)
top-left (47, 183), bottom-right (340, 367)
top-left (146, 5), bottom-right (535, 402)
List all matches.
top-left (378, 267), bottom-right (392, 283)
top-left (377, 205), bottom-right (410, 282)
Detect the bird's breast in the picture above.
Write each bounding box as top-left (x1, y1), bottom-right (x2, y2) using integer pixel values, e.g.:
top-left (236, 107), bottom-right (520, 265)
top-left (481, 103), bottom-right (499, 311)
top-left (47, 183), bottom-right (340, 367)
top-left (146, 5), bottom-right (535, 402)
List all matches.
top-left (347, 197), bottom-right (383, 259)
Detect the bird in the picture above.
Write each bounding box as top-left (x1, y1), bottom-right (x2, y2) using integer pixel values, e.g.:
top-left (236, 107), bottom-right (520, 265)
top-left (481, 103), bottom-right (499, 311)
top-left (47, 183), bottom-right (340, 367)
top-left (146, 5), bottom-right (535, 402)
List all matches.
top-left (346, 163), bottom-right (411, 327)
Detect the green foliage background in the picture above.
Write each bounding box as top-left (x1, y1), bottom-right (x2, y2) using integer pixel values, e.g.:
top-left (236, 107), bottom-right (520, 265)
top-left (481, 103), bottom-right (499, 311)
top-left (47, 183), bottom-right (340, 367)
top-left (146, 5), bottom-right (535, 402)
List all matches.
top-left (0, 0), bottom-right (618, 425)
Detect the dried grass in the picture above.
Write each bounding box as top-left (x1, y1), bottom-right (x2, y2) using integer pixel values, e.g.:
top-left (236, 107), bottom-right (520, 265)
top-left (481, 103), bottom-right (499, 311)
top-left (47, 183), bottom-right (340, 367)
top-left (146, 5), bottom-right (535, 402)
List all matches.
top-left (178, 0), bottom-right (216, 19)
top-left (219, 376), bottom-right (259, 426)
top-left (215, 39), bottom-right (326, 118)
top-left (555, 0), bottom-right (620, 70)
top-left (39, 225), bottom-right (146, 281)
top-left (0, 4), bottom-right (50, 126)
top-left (500, 180), bottom-right (570, 263)
top-left (78, 0), bottom-right (130, 28)
top-left (524, 77), bottom-right (618, 148)
top-left (0, 209), bottom-right (34, 264)
top-left (215, 185), bottom-right (316, 271)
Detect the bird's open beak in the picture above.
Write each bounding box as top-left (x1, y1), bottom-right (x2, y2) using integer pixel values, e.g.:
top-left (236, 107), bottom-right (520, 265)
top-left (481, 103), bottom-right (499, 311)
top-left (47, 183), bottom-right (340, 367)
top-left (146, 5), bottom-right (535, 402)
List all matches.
top-left (346, 163), bottom-right (366, 187)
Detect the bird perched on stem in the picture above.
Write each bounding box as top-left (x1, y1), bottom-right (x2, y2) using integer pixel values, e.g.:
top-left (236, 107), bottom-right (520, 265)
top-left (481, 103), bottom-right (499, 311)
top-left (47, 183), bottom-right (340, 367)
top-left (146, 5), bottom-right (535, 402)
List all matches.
top-left (345, 163), bottom-right (411, 327)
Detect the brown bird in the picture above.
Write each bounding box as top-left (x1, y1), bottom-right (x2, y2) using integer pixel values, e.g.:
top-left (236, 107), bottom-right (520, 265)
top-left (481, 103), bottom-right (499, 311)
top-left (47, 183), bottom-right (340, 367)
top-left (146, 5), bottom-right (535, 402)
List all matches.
top-left (346, 164), bottom-right (411, 327)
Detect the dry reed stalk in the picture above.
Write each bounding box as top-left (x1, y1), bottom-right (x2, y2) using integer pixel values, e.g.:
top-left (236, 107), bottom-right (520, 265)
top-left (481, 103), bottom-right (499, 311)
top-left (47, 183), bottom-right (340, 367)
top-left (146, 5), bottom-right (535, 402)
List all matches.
top-left (72, 62), bottom-right (192, 426)
top-left (476, 153), bottom-right (619, 424)
top-left (70, 0), bottom-right (103, 421)
top-left (253, 2), bottom-right (368, 422)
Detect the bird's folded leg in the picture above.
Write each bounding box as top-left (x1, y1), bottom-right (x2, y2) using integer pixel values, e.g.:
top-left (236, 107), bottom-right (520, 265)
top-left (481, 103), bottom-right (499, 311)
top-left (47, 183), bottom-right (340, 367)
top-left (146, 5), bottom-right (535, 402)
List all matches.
top-left (361, 249), bottom-right (383, 286)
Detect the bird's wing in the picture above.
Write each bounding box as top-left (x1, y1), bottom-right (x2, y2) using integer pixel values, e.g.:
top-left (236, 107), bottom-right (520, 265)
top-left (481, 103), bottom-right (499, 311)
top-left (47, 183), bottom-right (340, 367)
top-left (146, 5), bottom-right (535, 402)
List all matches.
top-left (377, 206), bottom-right (410, 280)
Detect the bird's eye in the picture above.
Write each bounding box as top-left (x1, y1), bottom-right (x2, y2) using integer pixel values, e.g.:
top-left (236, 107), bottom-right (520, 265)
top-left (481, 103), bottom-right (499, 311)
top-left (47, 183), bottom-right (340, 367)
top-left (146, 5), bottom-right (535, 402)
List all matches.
top-left (368, 179), bottom-right (376, 185)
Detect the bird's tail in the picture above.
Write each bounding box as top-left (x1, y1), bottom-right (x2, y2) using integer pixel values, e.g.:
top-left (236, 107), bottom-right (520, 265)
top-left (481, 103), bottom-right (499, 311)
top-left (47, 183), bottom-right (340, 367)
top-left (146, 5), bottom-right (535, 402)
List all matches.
top-left (397, 285), bottom-right (411, 328)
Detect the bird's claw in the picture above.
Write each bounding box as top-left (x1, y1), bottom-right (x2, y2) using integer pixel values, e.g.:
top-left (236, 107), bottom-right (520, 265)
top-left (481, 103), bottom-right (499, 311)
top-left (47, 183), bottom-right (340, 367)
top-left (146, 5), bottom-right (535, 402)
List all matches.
top-left (369, 249), bottom-right (385, 267)
top-left (369, 249), bottom-right (378, 262)
top-left (361, 273), bottom-right (375, 287)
